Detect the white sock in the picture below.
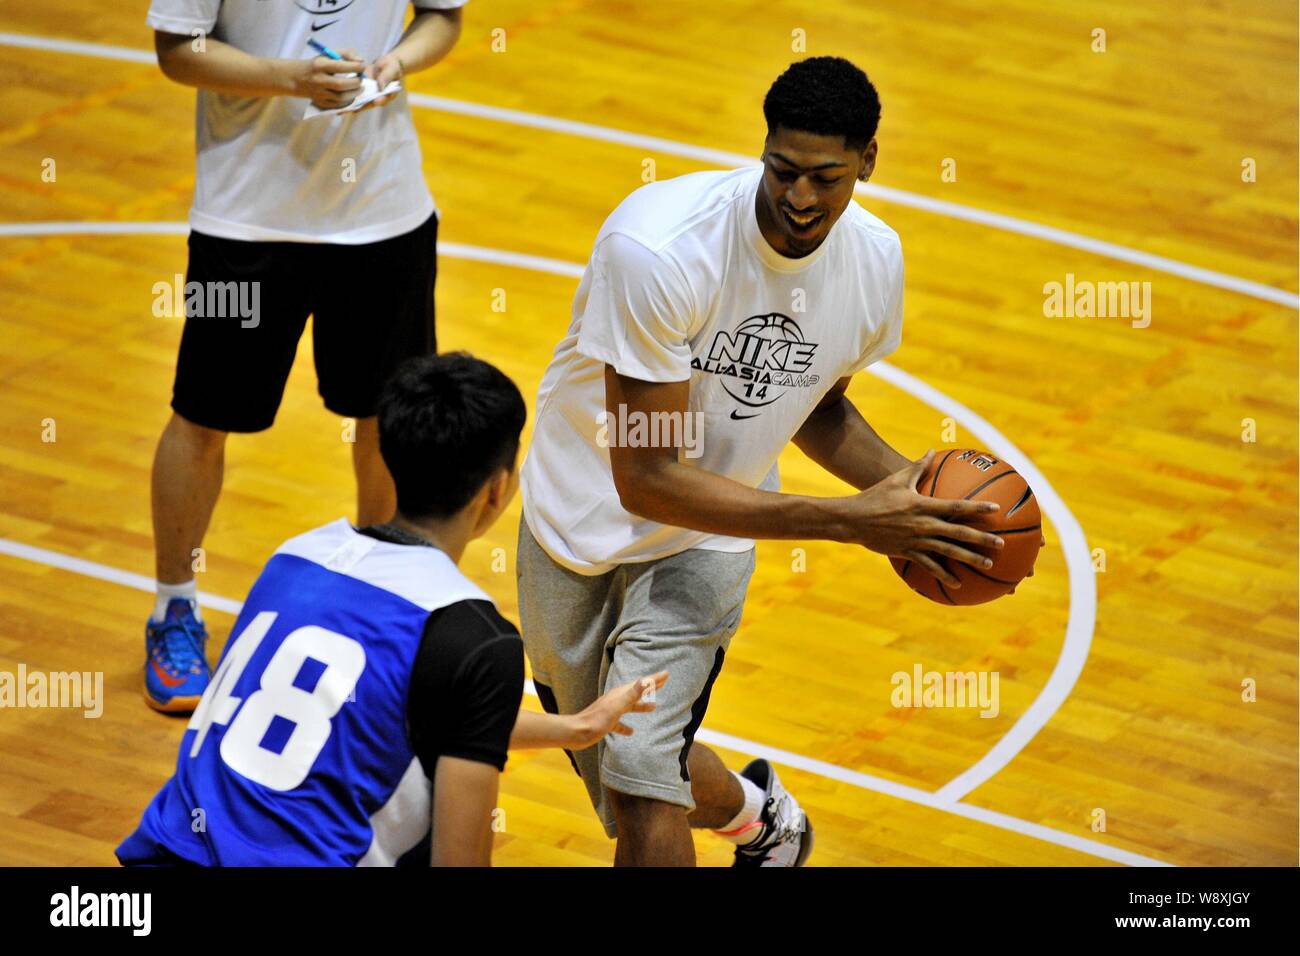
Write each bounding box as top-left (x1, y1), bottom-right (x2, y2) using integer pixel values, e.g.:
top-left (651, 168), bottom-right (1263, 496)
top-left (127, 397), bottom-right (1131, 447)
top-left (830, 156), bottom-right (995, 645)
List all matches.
top-left (153, 580), bottom-right (201, 623)
top-left (712, 771), bottom-right (766, 845)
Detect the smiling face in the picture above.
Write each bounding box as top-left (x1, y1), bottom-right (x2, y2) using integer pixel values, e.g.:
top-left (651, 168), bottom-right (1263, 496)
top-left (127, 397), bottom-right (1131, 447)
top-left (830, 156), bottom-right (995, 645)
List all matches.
top-left (755, 126), bottom-right (877, 258)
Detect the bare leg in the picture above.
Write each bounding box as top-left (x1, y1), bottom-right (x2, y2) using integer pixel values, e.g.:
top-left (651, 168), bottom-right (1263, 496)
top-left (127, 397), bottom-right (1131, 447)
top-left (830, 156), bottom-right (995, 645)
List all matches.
top-left (609, 743), bottom-right (745, 866)
top-left (610, 792), bottom-right (695, 867)
top-left (352, 415), bottom-right (396, 526)
top-left (151, 413), bottom-right (227, 584)
top-left (685, 742), bottom-right (745, 830)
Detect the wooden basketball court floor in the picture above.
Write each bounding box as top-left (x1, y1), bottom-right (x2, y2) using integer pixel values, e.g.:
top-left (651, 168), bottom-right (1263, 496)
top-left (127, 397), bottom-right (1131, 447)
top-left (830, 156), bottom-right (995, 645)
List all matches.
top-left (0, 1), bottom-right (1295, 866)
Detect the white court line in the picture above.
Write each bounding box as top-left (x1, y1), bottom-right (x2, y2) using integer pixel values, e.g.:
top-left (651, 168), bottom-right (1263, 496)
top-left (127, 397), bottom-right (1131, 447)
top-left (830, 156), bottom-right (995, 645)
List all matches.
top-left (0, 538), bottom-right (243, 616)
top-left (0, 219), bottom-right (590, 277)
top-left (439, 241), bottom-right (585, 279)
top-left (0, 31), bottom-right (155, 65)
top-left (0, 221), bottom-right (186, 237)
top-left (0, 30), bottom-right (1295, 309)
top-left (0, 220), bottom-right (1110, 855)
top-left (0, 538), bottom-right (1161, 867)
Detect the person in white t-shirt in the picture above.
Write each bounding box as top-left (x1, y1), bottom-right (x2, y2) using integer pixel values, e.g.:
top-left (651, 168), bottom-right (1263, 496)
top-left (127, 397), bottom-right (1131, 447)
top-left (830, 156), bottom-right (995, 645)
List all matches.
top-left (142, 1), bottom-right (466, 714)
top-left (517, 57), bottom-right (1008, 867)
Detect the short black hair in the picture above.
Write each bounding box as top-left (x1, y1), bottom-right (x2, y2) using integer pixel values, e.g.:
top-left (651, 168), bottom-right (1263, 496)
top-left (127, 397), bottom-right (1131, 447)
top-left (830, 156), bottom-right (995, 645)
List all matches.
top-left (763, 56), bottom-right (881, 151)
top-left (377, 352), bottom-right (527, 520)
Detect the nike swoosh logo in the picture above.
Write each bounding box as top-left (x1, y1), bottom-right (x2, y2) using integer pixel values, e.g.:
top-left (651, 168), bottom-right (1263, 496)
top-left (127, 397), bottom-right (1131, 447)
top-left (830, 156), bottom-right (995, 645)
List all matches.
top-left (730, 410), bottom-right (760, 420)
top-left (311, 19), bottom-right (339, 31)
top-left (150, 659), bottom-right (186, 689)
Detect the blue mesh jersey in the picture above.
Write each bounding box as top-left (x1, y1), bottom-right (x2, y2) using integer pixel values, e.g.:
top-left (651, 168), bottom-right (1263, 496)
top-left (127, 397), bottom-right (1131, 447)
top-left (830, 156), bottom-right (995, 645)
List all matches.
top-left (118, 519), bottom-right (523, 867)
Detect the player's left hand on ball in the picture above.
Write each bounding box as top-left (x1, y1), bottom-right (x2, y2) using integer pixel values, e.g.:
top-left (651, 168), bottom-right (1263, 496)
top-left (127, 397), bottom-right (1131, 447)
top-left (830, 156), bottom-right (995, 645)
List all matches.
top-left (567, 672), bottom-right (669, 750)
top-left (357, 52), bottom-right (404, 112)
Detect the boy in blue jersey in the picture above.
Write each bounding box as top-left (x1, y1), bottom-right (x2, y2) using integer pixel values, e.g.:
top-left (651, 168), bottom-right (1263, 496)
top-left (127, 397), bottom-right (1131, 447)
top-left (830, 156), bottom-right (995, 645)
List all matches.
top-left (119, 353), bottom-right (666, 866)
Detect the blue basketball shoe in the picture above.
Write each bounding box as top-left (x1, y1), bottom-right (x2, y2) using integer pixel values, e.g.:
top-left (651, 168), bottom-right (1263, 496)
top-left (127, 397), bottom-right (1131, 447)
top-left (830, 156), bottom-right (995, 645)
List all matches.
top-left (144, 598), bottom-right (210, 713)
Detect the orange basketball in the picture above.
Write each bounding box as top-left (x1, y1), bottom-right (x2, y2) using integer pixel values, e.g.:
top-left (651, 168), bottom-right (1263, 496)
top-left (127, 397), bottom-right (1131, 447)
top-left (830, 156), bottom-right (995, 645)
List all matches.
top-left (889, 449), bottom-right (1043, 605)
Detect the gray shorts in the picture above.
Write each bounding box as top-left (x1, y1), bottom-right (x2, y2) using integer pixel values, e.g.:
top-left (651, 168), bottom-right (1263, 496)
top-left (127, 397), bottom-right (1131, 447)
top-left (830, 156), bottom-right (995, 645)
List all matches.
top-left (516, 519), bottom-right (756, 838)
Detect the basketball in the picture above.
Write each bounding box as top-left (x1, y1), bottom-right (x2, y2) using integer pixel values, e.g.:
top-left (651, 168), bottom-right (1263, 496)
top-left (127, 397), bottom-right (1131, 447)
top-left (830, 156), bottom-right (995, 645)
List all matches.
top-left (890, 449), bottom-right (1043, 605)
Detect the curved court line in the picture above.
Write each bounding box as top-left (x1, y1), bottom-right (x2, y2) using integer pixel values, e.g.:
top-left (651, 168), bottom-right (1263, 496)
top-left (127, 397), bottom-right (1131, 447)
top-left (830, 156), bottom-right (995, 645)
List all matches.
top-left (874, 364), bottom-right (1097, 803)
top-left (0, 220), bottom-right (1092, 803)
top-left (0, 538), bottom-right (1159, 866)
top-left (0, 30), bottom-right (1295, 310)
top-left (0, 221), bottom-right (1107, 858)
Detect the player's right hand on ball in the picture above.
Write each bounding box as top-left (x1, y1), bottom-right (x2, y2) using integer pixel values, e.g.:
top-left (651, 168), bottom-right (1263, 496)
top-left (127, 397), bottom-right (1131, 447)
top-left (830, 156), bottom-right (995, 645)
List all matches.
top-left (295, 49), bottom-right (365, 109)
top-left (842, 450), bottom-right (1005, 589)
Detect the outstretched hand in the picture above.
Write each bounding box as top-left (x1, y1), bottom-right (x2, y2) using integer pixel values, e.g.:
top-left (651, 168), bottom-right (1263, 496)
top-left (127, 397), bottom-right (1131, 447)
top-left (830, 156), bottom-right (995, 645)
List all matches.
top-left (566, 672), bottom-right (669, 751)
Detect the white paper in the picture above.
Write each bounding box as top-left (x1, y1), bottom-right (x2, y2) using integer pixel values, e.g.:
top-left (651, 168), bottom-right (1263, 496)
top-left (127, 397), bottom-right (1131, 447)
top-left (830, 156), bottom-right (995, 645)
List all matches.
top-left (303, 76), bottom-right (402, 119)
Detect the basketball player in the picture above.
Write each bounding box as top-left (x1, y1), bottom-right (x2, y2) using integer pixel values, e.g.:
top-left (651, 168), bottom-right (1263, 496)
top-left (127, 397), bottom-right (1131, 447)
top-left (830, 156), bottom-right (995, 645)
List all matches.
top-left (517, 57), bottom-right (1007, 866)
top-left (142, 0), bottom-right (467, 712)
top-left (119, 354), bottom-right (667, 866)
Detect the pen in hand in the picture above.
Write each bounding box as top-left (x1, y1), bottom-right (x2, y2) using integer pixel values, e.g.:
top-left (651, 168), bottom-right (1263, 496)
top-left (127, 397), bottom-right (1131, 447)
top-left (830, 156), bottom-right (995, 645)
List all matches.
top-left (306, 38), bottom-right (400, 113)
top-left (307, 37), bottom-right (362, 76)
top-left (307, 38), bottom-right (344, 62)
top-left (302, 38), bottom-right (366, 109)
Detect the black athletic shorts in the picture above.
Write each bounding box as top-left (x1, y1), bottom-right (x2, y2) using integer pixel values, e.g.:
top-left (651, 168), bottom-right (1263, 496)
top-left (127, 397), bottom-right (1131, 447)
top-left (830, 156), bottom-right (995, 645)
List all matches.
top-left (170, 212), bottom-right (438, 433)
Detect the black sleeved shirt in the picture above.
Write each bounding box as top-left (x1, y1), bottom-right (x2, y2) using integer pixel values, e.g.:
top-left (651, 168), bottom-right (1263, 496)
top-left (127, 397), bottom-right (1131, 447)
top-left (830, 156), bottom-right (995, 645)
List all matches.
top-left (353, 524), bottom-right (524, 777)
top-left (406, 598), bottom-right (525, 775)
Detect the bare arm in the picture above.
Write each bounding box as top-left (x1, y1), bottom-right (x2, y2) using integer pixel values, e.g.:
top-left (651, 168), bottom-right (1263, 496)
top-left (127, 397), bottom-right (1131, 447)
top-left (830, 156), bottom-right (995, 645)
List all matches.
top-left (153, 9), bottom-right (462, 107)
top-left (381, 7), bottom-right (463, 77)
top-left (605, 366), bottom-right (1005, 585)
top-left (606, 368), bottom-right (856, 541)
top-left (792, 376), bottom-right (909, 490)
top-left (153, 31), bottom-right (363, 104)
top-left (509, 673), bottom-right (668, 750)
top-left (430, 756), bottom-right (498, 866)
top-left (360, 8), bottom-right (463, 107)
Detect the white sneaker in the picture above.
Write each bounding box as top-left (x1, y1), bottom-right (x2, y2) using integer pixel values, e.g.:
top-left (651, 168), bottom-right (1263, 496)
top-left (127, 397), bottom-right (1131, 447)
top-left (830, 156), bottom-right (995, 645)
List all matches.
top-left (731, 759), bottom-right (814, 867)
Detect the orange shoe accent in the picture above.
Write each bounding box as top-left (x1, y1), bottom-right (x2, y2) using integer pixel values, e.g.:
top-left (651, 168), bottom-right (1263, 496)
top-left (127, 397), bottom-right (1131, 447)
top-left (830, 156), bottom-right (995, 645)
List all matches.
top-left (150, 658), bottom-right (186, 689)
top-left (143, 686), bottom-right (201, 714)
top-left (715, 819), bottom-right (764, 838)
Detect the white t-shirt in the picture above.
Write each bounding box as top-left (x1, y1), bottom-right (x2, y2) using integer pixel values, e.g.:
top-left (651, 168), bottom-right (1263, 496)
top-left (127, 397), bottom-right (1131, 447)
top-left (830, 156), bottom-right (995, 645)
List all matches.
top-left (146, 0), bottom-right (466, 244)
top-left (521, 166), bottom-right (905, 574)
